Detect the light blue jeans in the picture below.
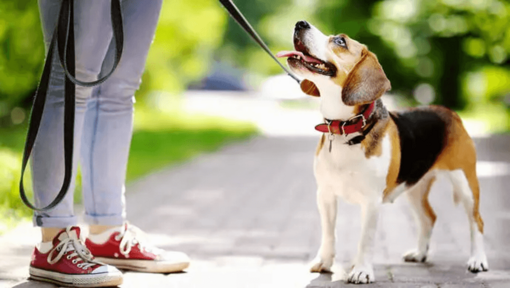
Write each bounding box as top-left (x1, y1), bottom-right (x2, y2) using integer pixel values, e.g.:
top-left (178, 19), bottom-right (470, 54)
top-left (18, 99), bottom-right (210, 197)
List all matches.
top-left (33, 0), bottom-right (162, 227)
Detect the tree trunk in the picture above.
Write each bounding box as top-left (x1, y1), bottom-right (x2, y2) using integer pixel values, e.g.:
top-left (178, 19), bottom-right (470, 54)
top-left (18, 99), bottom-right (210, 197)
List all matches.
top-left (436, 36), bottom-right (465, 110)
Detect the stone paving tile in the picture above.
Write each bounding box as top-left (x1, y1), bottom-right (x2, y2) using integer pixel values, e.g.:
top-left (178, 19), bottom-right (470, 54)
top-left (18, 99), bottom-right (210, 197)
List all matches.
top-left (2, 135), bottom-right (510, 288)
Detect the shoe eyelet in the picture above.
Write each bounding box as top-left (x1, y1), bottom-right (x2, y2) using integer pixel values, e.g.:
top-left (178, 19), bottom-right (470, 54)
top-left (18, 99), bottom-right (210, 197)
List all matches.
top-left (76, 263), bottom-right (82, 268)
top-left (66, 255), bottom-right (72, 259)
top-left (72, 259), bottom-right (78, 264)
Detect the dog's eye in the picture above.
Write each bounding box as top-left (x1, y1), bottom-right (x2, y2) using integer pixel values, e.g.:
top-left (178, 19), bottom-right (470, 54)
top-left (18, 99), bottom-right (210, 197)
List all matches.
top-left (334, 37), bottom-right (347, 48)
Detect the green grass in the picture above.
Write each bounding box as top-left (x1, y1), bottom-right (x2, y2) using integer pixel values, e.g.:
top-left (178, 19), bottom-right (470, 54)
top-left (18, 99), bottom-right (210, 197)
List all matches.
top-left (0, 105), bottom-right (257, 233)
top-left (457, 103), bottom-right (510, 134)
top-left (127, 105), bottom-right (257, 180)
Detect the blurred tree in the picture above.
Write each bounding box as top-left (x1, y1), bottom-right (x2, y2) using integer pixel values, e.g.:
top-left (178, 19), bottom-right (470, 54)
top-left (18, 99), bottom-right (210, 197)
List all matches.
top-left (139, 0), bottom-right (227, 98)
top-left (368, 0), bottom-right (510, 109)
top-left (219, 0), bottom-right (510, 112)
top-left (1, 0), bottom-right (509, 127)
top-left (218, 0), bottom-right (314, 77)
top-left (0, 0), bottom-right (228, 126)
top-left (0, 1), bottom-right (44, 124)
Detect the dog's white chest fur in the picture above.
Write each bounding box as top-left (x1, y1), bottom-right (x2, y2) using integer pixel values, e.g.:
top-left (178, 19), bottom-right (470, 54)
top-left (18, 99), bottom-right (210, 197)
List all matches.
top-left (314, 134), bottom-right (392, 204)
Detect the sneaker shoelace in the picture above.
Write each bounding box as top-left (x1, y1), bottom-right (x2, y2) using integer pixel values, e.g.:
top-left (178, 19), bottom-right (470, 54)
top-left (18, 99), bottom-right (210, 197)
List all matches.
top-left (116, 223), bottom-right (162, 257)
top-left (47, 227), bottom-right (99, 270)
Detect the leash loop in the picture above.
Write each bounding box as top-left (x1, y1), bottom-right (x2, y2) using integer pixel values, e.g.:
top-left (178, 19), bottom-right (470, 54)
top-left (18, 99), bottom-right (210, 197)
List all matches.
top-left (20, 0), bottom-right (124, 212)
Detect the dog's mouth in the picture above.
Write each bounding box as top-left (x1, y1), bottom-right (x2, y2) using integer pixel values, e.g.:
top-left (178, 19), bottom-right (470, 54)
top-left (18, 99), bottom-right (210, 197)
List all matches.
top-left (277, 40), bottom-right (336, 76)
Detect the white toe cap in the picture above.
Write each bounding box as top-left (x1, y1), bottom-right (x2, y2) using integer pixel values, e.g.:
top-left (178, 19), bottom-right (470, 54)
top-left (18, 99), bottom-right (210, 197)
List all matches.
top-left (158, 251), bottom-right (190, 264)
top-left (92, 264), bottom-right (122, 275)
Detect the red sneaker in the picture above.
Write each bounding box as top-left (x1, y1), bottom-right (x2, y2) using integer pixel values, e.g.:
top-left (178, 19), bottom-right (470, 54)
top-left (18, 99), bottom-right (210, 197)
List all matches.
top-left (29, 226), bottom-right (123, 287)
top-left (86, 223), bottom-right (190, 273)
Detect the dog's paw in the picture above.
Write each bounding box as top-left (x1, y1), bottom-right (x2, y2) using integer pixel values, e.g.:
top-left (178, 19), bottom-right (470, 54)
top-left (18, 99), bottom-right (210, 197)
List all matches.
top-left (467, 254), bottom-right (489, 273)
top-left (347, 264), bottom-right (374, 284)
top-left (403, 249), bottom-right (427, 263)
top-left (310, 256), bottom-right (333, 273)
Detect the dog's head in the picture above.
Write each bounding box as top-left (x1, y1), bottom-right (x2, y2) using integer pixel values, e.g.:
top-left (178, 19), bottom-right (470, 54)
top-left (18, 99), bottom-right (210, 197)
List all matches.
top-left (277, 21), bottom-right (391, 107)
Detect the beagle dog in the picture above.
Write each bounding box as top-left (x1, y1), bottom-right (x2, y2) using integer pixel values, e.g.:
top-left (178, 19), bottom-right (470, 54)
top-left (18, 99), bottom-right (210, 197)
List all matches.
top-left (277, 21), bottom-right (488, 284)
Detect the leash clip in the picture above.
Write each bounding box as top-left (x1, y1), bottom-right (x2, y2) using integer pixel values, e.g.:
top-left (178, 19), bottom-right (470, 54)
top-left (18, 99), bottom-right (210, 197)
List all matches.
top-left (326, 120), bottom-right (335, 153)
top-left (326, 120), bottom-right (335, 138)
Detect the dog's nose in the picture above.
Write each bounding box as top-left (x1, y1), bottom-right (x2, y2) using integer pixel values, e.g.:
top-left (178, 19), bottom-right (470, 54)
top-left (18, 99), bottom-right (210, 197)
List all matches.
top-left (295, 20), bottom-right (310, 30)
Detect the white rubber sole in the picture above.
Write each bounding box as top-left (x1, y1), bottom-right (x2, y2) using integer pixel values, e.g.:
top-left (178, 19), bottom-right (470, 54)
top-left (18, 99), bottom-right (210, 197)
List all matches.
top-left (95, 257), bottom-right (190, 273)
top-left (29, 266), bottom-right (123, 287)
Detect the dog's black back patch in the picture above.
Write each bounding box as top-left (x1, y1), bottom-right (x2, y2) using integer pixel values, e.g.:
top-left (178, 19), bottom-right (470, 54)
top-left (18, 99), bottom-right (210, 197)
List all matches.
top-left (390, 109), bottom-right (448, 186)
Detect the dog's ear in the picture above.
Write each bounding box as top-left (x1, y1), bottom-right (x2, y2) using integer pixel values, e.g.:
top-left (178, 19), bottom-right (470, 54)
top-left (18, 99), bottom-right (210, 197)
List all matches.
top-left (300, 79), bottom-right (320, 97)
top-left (342, 49), bottom-right (391, 106)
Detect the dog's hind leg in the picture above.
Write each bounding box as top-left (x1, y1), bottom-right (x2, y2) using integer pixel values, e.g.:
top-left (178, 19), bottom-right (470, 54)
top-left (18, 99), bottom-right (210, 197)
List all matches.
top-left (310, 188), bottom-right (337, 273)
top-left (403, 175), bottom-right (436, 263)
top-left (448, 168), bottom-right (488, 273)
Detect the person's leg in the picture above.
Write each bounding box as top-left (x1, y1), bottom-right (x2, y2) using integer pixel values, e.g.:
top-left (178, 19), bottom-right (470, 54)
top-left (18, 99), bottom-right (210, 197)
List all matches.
top-left (34, 0), bottom-right (114, 240)
top-left (81, 0), bottom-right (189, 273)
top-left (81, 0), bottom-right (163, 229)
top-left (30, 1), bottom-right (124, 285)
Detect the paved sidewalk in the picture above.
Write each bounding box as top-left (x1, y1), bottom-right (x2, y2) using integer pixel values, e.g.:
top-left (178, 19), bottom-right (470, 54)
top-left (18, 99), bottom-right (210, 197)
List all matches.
top-left (1, 93), bottom-right (510, 287)
top-left (2, 134), bottom-right (510, 288)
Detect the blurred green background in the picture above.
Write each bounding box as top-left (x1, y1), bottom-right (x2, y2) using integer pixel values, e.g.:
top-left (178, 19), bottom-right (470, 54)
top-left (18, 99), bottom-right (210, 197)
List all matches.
top-left (1, 0), bottom-right (509, 229)
top-left (2, 0), bottom-right (509, 127)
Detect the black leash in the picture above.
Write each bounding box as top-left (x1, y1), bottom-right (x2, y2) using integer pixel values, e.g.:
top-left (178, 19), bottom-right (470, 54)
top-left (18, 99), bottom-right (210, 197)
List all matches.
top-left (218, 0), bottom-right (301, 84)
top-left (20, 0), bottom-right (124, 212)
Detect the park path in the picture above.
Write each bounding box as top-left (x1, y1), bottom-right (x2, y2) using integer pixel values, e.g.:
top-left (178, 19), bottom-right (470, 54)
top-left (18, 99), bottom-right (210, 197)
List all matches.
top-left (1, 92), bottom-right (510, 287)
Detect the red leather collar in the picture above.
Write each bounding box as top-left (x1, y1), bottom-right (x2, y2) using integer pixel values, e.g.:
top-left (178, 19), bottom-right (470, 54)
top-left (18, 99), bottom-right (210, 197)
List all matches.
top-left (315, 102), bottom-right (375, 135)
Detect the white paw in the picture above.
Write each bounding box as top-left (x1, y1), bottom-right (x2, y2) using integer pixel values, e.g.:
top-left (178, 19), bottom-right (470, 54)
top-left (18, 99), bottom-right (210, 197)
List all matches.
top-left (403, 249), bottom-right (428, 263)
top-left (467, 254), bottom-right (489, 273)
top-left (310, 256), bottom-right (333, 273)
top-left (347, 264), bottom-right (374, 284)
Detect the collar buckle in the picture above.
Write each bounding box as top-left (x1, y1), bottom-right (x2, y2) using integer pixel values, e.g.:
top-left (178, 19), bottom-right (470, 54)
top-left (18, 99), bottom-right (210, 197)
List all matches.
top-left (341, 114), bottom-right (367, 136)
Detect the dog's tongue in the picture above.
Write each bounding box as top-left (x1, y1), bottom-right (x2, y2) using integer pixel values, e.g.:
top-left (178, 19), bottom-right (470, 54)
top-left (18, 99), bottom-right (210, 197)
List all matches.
top-left (276, 51), bottom-right (322, 64)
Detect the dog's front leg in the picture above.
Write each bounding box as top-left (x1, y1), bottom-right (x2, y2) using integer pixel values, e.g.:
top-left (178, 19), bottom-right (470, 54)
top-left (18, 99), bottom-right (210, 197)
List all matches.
top-left (310, 188), bottom-right (337, 273)
top-left (348, 200), bottom-right (380, 284)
